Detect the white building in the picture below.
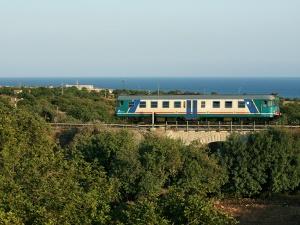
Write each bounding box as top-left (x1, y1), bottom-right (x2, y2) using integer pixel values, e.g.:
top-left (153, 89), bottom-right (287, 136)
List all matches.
top-left (65, 84), bottom-right (94, 91)
top-left (65, 83), bottom-right (114, 94)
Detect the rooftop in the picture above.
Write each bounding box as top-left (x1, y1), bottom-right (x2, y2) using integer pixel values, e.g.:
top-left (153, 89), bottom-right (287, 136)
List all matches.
top-left (118, 94), bottom-right (277, 100)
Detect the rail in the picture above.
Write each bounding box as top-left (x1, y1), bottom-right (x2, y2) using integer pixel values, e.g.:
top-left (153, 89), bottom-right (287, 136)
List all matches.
top-left (49, 122), bottom-right (300, 132)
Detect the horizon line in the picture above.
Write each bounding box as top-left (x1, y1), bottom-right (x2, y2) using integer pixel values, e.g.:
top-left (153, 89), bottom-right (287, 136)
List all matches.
top-left (0, 75), bottom-right (300, 79)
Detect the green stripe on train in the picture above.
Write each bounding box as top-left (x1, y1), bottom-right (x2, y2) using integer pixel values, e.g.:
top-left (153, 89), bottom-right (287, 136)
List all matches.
top-left (116, 113), bottom-right (275, 118)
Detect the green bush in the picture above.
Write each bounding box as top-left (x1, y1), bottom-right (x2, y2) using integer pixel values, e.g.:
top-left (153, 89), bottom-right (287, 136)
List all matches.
top-left (70, 130), bottom-right (235, 224)
top-left (175, 142), bottom-right (228, 195)
top-left (70, 129), bottom-right (142, 199)
top-left (122, 198), bottom-right (169, 225)
top-left (280, 102), bottom-right (300, 124)
top-left (138, 135), bottom-right (184, 197)
top-left (0, 108), bottom-right (117, 224)
top-left (160, 188), bottom-right (237, 225)
top-left (215, 129), bottom-right (300, 197)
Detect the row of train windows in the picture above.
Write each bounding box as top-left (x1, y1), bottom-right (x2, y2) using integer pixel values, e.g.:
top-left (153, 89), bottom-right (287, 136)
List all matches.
top-left (212, 101), bottom-right (245, 108)
top-left (130, 100), bottom-right (247, 109)
top-left (138, 101), bottom-right (181, 108)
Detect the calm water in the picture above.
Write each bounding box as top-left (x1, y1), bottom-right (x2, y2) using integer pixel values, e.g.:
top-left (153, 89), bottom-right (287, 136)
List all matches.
top-left (0, 77), bottom-right (299, 98)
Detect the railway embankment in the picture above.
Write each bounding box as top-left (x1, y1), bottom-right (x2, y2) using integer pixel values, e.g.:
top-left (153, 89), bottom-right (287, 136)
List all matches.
top-left (51, 122), bottom-right (300, 144)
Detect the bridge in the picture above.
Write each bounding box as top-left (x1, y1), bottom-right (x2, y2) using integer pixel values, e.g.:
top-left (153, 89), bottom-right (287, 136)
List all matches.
top-left (49, 122), bottom-right (300, 144)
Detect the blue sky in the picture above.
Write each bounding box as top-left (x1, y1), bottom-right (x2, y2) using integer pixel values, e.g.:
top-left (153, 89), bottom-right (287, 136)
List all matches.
top-left (0, 0), bottom-right (299, 77)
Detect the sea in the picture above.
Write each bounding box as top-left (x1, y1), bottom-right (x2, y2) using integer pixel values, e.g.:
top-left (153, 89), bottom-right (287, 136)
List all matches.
top-left (0, 77), bottom-right (299, 98)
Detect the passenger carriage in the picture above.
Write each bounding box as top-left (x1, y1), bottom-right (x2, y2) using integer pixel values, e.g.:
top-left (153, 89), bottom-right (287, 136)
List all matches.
top-left (116, 94), bottom-right (280, 121)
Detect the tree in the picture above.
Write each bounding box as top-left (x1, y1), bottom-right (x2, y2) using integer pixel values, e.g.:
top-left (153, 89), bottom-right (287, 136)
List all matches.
top-left (70, 129), bottom-right (142, 199)
top-left (137, 135), bottom-right (184, 197)
top-left (175, 142), bottom-right (228, 195)
top-left (0, 108), bottom-right (117, 224)
top-left (159, 188), bottom-right (237, 225)
top-left (280, 101), bottom-right (300, 125)
top-left (183, 194), bottom-right (237, 225)
top-left (122, 198), bottom-right (169, 225)
top-left (216, 129), bottom-right (300, 197)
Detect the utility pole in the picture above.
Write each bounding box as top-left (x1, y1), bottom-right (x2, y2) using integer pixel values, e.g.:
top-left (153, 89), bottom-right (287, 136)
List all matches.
top-left (152, 112), bottom-right (155, 127)
top-left (61, 83), bottom-right (64, 95)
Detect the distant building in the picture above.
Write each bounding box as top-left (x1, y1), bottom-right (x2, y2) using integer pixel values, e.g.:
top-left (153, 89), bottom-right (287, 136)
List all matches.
top-left (65, 82), bottom-right (114, 94)
top-left (65, 84), bottom-right (95, 91)
top-left (94, 88), bottom-right (114, 94)
top-left (13, 89), bottom-right (23, 95)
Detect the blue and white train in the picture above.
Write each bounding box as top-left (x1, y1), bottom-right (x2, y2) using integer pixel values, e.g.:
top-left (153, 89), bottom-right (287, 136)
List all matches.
top-left (116, 94), bottom-right (280, 121)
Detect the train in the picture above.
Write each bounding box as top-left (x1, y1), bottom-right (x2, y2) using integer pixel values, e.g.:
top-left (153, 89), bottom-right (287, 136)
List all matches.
top-left (116, 94), bottom-right (281, 122)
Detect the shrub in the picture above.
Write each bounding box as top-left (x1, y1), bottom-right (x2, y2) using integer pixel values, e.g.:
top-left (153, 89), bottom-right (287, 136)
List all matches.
top-left (160, 188), bottom-right (237, 225)
top-left (175, 142), bottom-right (228, 195)
top-left (0, 108), bottom-right (117, 224)
top-left (216, 129), bottom-right (300, 197)
top-left (70, 129), bottom-right (142, 199)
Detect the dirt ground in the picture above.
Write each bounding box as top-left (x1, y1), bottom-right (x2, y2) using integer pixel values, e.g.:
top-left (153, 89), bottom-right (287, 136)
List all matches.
top-left (216, 195), bottom-right (300, 225)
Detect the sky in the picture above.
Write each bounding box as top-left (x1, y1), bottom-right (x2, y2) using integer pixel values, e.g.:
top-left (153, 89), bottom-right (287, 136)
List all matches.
top-left (0, 0), bottom-right (300, 77)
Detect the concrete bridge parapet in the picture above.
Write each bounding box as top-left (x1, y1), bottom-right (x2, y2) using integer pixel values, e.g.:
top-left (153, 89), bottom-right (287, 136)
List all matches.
top-left (163, 130), bottom-right (231, 144)
top-left (154, 130), bottom-right (250, 145)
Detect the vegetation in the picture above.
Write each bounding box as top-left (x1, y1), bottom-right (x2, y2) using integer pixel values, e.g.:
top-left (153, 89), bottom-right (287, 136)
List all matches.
top-left (1, 86), bottom-right (300, 125)
top-left (0, 104), bottom-right (237, 224)
top-left (0, 107), bottom-right (118, 224)
top-left (280, 100), bottom-right (300, 124)
top-left (0, 87), bottom-right (116, 123)
top-left (211, 129), bottom-right (300, 197)
top-left (70, 131), bottom-right (235, 224)
top-left (0, 87), bottom-right (299, 224)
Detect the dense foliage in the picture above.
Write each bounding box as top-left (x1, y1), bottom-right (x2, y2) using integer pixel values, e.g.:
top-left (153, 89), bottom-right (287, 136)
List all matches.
top-left (0, 87), bottom-right (116, 123)
top-left (0, 107), bottom-right (118, 224)
top-left (0, 105), bottom-right (236, 224)
top-left (70, 131), bottom-right (234, 224)
top-left (280, 101), bottom-right (300, 124)
top-left (0, 87), bottom-right (299, 224)
top-left (212, 129), bottom-right (300, 197)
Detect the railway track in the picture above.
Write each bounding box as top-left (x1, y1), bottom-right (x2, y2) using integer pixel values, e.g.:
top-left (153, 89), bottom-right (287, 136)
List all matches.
top-left (49, 122), bottom-right (300, 132)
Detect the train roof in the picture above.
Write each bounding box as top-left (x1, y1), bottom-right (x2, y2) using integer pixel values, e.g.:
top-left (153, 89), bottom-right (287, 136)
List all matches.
top-left (118, 94), bottom-right (277, 100)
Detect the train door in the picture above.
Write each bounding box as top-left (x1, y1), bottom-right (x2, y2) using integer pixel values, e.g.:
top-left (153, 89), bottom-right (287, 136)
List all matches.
top-left (192, 100), bottom-right (197, 116)
top-left (186, 100), bottom-right (198, 119)
top-left (186, 100), bottom-right (192, 115)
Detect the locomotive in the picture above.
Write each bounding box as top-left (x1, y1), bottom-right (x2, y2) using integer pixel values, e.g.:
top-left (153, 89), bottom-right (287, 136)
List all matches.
top-left (116, 94), bottom-right (280, 121)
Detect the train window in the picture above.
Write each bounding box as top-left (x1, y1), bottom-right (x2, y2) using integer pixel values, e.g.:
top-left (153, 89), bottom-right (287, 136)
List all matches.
top-left (238, 101), bottom-right (245, 108)
top-left (201, 101), bottom-right (206, 108)
top-left (263, 100), bottom-right (268, 107)
top-left (174, 101), bottom-right (181, 108)
top-left (120, 101), bottom-right (124, 106)
top-left (140, 101), bottom-right (146, 108)
top-left (213, 101), bottom-right (220, 108)
top-left (129, 102), bottom-right (134, 107)
top-left (151, 101), bottom-right (158, 108)
top-left (267, 101), bottom-right (273, 107)
top-left (163, 101), bottom-right (169, 108)
top-left (225, 101), bottom-right (232, 108)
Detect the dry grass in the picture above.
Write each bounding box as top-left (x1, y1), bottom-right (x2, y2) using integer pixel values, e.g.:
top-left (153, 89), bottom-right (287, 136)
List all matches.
top-left (215, 195), bottom-right (300, 225)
